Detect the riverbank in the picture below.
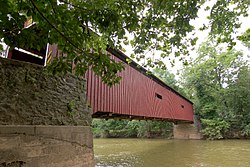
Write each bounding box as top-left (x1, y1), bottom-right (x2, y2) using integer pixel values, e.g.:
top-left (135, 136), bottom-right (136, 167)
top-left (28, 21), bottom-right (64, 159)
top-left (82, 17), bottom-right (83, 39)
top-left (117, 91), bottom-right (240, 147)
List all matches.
top-left (92, 118), bottom-right (250, 140)
top-left (93, 128), bottom-right (173, 139)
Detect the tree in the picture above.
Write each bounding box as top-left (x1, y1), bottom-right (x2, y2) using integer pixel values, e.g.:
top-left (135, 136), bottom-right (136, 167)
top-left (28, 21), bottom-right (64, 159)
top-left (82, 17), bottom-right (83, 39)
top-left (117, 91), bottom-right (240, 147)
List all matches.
top-left (225, 67), bottom-right (250, 137)
top-left (153, 68), bottom-right (177, 88)
top-left (1, 0), bottom-right (249, 85)
top-left (182, 41), bottom-right (249, 139)
top-left (153, 67), bottom-right (189, 98)
top-left (238, 28), bottom-right (250, 49)
top-left (92, 118), bottom-right (173, 138)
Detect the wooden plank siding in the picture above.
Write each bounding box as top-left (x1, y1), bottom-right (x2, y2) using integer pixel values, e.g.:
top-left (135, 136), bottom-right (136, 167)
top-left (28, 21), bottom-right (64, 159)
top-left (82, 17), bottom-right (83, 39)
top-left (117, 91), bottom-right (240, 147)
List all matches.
top-left (88, 48), bottom-right (194, 122)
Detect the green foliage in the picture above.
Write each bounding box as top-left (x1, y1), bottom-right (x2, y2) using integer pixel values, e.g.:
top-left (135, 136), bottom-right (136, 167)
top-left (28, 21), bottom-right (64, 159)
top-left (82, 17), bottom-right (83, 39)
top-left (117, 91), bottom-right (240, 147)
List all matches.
top-left (182, 40), bottom-right (250, 139)
top-left (208, 0), bottom-right (247, 48)
top-left (238, 28), bottom-right (250, 48)
top-left (92, 119), bottom-right (173, 138)
top-left (152, 68), bottom-right (189, 97)
top-left (67, 100), bottom-right (76, 117)
top-left (1, 0), bottom-right (249, 85)
top-left (201, 118), bottom-right (230, 140)
top-left (153, 68), bottom-right (177, 88)
top-left (242, 124), bottom-right (250, 136)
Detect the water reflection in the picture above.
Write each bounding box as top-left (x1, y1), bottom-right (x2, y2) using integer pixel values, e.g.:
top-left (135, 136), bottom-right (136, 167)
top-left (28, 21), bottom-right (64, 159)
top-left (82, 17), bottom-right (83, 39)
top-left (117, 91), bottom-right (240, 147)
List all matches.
top-left (94, 139), bottom-right (143, 167)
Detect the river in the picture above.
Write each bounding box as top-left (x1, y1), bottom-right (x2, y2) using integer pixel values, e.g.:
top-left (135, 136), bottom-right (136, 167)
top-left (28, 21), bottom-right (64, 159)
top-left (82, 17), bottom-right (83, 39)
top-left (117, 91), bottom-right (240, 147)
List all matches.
top-left (94, 139), bottom-right (250, 167)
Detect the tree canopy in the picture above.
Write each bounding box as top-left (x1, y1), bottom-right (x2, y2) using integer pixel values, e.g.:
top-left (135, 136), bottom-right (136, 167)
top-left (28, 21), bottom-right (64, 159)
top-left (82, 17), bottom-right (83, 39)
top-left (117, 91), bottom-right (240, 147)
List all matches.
top-left (1, 0), bottom-right (249, 85)
top-left (238, 28), bottom-right (250, 49)
top-left (182, 41), bottom-right (250, 139)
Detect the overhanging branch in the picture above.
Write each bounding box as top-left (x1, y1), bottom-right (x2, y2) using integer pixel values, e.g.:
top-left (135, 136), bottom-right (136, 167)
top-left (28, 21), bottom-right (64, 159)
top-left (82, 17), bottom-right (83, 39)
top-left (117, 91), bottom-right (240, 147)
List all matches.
top-left (29, 0), bottom-right (83, 53)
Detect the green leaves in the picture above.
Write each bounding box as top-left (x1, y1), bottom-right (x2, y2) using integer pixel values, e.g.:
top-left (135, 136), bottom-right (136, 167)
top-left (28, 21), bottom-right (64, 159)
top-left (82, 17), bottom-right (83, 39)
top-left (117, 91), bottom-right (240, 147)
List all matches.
top-left (1, 0), bottom-right (249, 85)
top-left (153, 68), bottom-right (177, 88)
top-left (206, 0), bottom-right (249, 48)
top-left (92, 118), bottom-right (173, 138)
top-left (201, 118), bottom-right (230, 140)
top-left (182, 40), bottom-right (250, 139)
top-left (238, 28), bottom-right (250, 48)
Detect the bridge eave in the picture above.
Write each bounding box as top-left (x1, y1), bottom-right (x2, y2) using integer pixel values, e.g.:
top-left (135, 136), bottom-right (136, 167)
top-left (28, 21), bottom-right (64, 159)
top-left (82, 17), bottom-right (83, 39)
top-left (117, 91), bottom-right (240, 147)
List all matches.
top-left (92, 112), bottom-right (194, 123)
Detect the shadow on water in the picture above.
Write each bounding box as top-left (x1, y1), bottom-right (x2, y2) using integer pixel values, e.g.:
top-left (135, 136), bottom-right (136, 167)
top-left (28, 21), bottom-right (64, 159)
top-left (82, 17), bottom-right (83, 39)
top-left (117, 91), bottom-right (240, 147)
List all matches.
top-left (94, 139), bottom-right (250, 167)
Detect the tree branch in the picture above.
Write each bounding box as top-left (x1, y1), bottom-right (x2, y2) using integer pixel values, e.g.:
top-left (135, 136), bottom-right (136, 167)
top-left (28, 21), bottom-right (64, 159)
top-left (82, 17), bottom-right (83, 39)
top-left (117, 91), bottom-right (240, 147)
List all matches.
top-left (29, 0), bottom-right (83, 53)
top-left (58, 0), bottom-right (88, 11)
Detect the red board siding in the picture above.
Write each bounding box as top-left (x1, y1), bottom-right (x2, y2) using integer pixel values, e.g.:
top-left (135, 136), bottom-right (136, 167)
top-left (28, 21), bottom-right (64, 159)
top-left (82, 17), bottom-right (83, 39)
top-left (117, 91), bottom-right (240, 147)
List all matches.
top-left (87, 54), bottom-right (194, 122)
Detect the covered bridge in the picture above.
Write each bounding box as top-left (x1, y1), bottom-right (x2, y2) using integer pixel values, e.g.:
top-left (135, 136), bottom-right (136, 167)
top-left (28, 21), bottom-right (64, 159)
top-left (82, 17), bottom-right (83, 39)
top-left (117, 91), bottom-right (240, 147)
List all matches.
top-left (5, 44), bottom-right (194, 123)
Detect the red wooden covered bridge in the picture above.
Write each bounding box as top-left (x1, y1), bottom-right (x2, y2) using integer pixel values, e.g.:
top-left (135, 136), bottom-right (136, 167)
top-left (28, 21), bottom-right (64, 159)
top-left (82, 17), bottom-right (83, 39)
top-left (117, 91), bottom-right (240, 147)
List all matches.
top-left (5, 45), bottom-right (194, 123)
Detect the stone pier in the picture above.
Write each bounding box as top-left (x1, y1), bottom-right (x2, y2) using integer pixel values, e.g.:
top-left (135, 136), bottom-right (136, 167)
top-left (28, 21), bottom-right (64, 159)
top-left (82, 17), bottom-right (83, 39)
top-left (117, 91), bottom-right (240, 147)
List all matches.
top-left (0, 58), bottom-right (94, 166)
top-left (0, 126), bottom-right (93, 167)
top-left (173, 123), bottom-right (203, 139)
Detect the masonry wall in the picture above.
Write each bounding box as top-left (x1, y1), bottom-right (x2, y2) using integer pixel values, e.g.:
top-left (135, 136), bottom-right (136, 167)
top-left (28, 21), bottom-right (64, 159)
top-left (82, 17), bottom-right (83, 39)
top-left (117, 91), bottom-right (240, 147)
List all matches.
top-left (173, 123), bottom-right (203, 140)
top-left (0, 58), bottom-right (94, 166)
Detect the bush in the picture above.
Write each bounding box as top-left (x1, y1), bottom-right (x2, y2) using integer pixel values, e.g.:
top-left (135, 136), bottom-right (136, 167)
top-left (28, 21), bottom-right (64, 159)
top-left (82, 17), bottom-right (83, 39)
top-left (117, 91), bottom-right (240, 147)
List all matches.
top-left (241, 124), bottom-right (250, 137)
top-left (201, 118), bottom-right (230, 140)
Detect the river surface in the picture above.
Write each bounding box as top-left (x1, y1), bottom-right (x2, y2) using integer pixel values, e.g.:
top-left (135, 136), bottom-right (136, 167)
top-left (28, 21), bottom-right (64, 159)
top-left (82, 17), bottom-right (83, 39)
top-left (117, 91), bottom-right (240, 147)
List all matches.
top-left (94, 139), bottom-right (250, 167)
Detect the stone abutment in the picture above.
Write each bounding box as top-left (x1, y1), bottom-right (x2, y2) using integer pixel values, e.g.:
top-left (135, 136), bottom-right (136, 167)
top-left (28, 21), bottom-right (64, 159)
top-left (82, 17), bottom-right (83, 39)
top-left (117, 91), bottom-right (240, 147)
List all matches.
top-left (0, 58), bottom-right (94, 166)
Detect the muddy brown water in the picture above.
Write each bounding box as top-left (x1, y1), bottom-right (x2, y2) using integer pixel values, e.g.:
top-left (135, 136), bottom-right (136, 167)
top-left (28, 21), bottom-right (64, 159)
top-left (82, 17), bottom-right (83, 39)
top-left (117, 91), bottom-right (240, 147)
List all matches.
top-left (94, 138), bottom-right (250, 167)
